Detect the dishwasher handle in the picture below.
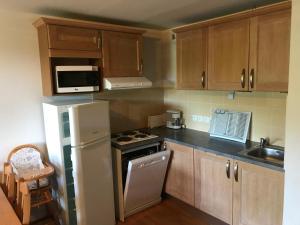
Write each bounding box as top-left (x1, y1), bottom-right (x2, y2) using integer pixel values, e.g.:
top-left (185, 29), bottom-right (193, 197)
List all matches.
top-left (136, 155), bottom-right (168, 169)
top-left (129, 152), bottom-right (170, 170)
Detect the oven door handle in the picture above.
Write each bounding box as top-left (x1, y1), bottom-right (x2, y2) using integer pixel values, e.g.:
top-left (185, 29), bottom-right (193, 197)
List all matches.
top-left (121, 142), bottom-right (160, 155)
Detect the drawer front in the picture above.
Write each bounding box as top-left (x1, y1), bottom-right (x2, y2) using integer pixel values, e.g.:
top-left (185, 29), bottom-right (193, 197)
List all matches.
top-left (48, 25), bottom-right (100, 51)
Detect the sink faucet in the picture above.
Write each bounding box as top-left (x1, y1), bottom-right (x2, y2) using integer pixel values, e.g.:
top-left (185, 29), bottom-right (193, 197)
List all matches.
top-left (260, 138), bottom-right (269, 148)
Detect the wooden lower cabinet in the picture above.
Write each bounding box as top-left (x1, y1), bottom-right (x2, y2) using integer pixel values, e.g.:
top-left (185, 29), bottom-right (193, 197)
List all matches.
top-left (233, 160), bottom-right (284, 225)
top-left (164, 141), bottom-right (194, 206)
top-left (164, 141), bottom-right (284, 225)
top-left (194, 150), bottom-right (233, 224)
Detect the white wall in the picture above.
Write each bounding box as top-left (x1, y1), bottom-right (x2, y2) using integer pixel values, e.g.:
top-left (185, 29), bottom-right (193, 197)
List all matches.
top-left (0, 10), bottom-right (165, 169)
top-left (0, 10), bottom-right (46, 166)
top-left (283, 1), bottom-right (300, 224)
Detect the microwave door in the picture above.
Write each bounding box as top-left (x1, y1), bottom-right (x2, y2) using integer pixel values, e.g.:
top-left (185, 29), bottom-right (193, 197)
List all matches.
top-left (56, 69), bottom-right (100, 93)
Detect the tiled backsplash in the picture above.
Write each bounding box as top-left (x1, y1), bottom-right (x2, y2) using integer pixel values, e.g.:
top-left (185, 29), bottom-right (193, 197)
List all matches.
top-left (94, 88), bottom-right (164, 133)
top-left (164, 89), bottom-right (287, 146)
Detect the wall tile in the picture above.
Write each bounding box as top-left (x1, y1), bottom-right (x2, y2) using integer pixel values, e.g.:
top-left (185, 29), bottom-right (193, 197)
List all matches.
top-left (164, 89), bottom-right (287, 146)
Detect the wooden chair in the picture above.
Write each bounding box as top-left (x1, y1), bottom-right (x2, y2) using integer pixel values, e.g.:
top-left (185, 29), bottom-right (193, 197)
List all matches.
top-left (1, 160), bottom-right (16, 203)
top-left (3, 144), bottom-right (55, 225)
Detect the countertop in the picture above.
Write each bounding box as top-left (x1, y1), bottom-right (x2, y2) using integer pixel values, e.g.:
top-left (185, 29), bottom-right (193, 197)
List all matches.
top-left (150, 127), bottom-right (284, 172)
top-left (111, 127), bottom-right (284, 172)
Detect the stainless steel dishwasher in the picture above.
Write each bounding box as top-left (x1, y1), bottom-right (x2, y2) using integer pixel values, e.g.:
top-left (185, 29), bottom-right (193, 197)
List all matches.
top-left (122, 143), bottom-right (171, 217)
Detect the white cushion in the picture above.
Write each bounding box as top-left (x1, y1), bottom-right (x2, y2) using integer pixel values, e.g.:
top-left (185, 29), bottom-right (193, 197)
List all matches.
top-left (10, 147), bottom-right (49, 190)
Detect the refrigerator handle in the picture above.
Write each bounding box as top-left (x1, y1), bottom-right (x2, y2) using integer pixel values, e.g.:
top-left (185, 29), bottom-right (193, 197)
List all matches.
top-left (74, 136), bottom-right (109, 149)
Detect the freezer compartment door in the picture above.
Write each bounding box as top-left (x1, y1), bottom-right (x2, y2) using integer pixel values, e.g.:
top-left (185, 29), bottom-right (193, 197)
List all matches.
top-left (69, 101), bottom-right (110, 146)
top-left (124, 150), bottom-right (171, 216)
top-left (71, 136), bottom-right (115, 225)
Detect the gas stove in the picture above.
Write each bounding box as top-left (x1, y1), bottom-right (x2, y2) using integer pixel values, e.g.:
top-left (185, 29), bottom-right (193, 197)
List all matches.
top-left (111, 129), bottom-right (158, 146)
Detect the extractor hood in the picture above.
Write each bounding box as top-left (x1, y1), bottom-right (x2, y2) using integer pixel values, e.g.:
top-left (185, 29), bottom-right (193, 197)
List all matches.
top-left (103, 77), bottom-right (152, 90)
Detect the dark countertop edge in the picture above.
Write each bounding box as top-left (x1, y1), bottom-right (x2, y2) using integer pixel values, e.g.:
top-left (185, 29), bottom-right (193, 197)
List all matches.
top-left (111, 127), bottom-right (284, 172)
top-left (163, 137), bottom-right (284, 172)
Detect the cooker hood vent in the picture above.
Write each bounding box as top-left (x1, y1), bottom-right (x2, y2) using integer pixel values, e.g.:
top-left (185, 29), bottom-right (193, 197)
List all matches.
top-left (103, 77), bottom-right (152, 90)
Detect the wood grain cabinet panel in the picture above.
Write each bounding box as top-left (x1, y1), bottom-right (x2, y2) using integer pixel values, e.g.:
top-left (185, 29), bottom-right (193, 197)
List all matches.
top-left (194, 150), bottom-right (233, 224)
top-left (233, 160), bottom-right (284, 225)
top-left (208, 19), bottom-right (250, 91)
top-left (176, 29), bottom-right (208, 89)
top-left (249, 9), bottom-right (291, 92)
top-left (164, 141), bottom-right (194, 206)
top-left (48, 25), bottom-right (101, 51)
top-left (102, 31), bottom-right (143, 77)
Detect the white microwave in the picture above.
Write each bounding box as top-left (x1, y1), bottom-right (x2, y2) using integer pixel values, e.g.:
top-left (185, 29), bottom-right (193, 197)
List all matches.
top-left (55, 65), bottom-right (100, 93)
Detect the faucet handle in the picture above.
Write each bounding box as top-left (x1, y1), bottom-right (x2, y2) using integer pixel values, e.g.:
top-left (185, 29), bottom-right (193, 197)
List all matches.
top-left (260, 138), bottom-right (269, 147)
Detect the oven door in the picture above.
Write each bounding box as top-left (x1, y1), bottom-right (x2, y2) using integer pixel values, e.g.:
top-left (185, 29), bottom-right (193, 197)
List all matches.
top-left (56, 69), bottom-right (100, 93)
top-left (123, 150), bottom-right (170, 217)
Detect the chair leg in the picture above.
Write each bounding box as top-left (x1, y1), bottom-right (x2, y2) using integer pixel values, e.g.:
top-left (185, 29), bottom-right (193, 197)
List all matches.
top-left (22, 193), bottom-right (31, 225)
top-left (15, 181), bottom-right (23, 217)
top-left (7, 174), bottom-right (15, 204)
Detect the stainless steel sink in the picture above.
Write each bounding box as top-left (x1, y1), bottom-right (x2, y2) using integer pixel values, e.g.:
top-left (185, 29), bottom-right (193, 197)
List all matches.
top-left (239, 146), bottom-right (284, 165)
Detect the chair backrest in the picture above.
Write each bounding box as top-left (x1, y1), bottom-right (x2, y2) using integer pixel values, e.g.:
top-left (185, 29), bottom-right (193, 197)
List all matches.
top-left (8, 144), bottom-right (44, 176)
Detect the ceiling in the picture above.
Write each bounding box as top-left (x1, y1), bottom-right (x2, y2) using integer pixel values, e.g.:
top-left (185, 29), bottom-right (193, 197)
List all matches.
top-left (1, 0), bottom-right (285, 29)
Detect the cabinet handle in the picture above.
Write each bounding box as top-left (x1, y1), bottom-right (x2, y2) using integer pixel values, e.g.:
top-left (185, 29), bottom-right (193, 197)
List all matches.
top-left (140, 59), bottom-right (143, 74)
top-left (97, 37), bottom-right (101, 49)
top-left (240, 69), bottom-right (246, 88)
top-left (226, 160), bottom-right (230, 179)
top-left (136, 40), bottom-right (142, 73)
top-left (234, 162), bottom-right (238, 182)
top-left (249, 69), bottom-right (254, 89)
top-left (201, 71), bottom-right (206, 88)
top-left (101, 36), bottom-right (104, 68)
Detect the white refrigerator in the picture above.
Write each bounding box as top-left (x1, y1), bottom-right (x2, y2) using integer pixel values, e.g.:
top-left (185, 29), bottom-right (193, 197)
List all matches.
top-left (43, 100), bottom-right (115, 225)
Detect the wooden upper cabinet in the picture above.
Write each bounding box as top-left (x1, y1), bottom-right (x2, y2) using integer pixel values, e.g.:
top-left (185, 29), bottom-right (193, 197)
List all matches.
top-left (176, 29), bottom-right (207, 89)
top-left (194, 150), bottom-right (233, 224)
top-left (233, 160), bottom-right (284, 225)
top-left (208, 19), bottom-right (250, 91)
top-left (249, 9), bottom-right (291, 92)
top-left (48, 25), bottom-right (101, 51)
top-left (164, 141), bottom-right (194, 206)
top-left (102, 31), bottom-right (143, 77)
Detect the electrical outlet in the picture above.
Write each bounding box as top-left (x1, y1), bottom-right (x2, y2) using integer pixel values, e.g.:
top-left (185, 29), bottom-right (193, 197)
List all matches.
top-left (192, 115), bottom-right (211, 123)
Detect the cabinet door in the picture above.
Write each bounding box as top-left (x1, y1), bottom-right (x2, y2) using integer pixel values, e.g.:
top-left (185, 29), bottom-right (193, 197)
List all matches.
top-left (194, 150), bottom-right (233, 224)
top-left (208, 19), bottom-right (250, 91)
top-left (164, 141), bottom-right (194, 206)
top-left (48, 25), bottom-right (100, 51)
top-left (233, 160), bottom-right (284, 225)
top-left (102, 31), bottom-right (143, 77)
top-left (176, 29), bottom-right (207, 89)
top-left (249, 10), bottom-right (291, 92)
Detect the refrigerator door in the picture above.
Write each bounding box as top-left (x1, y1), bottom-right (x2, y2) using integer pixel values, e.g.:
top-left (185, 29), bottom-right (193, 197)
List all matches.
top-left (69, 101), bottom-right (110, 146)
top-left (124, 150), bottom-right (171, 216)
top-left (71, 136), bottom-right (115, 225)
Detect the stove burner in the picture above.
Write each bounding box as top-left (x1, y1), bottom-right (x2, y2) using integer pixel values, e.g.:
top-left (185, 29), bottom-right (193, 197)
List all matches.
top-left (111, 134), bottom-right (120, 139)
top-left (139, 129), bottom-right (151, 135)
top-left (122, 131), bottom-right (137, 136)
top-left (117, 137), bottom-right (133, 142)
top-left (135, 134), bottom-right (148, 139)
